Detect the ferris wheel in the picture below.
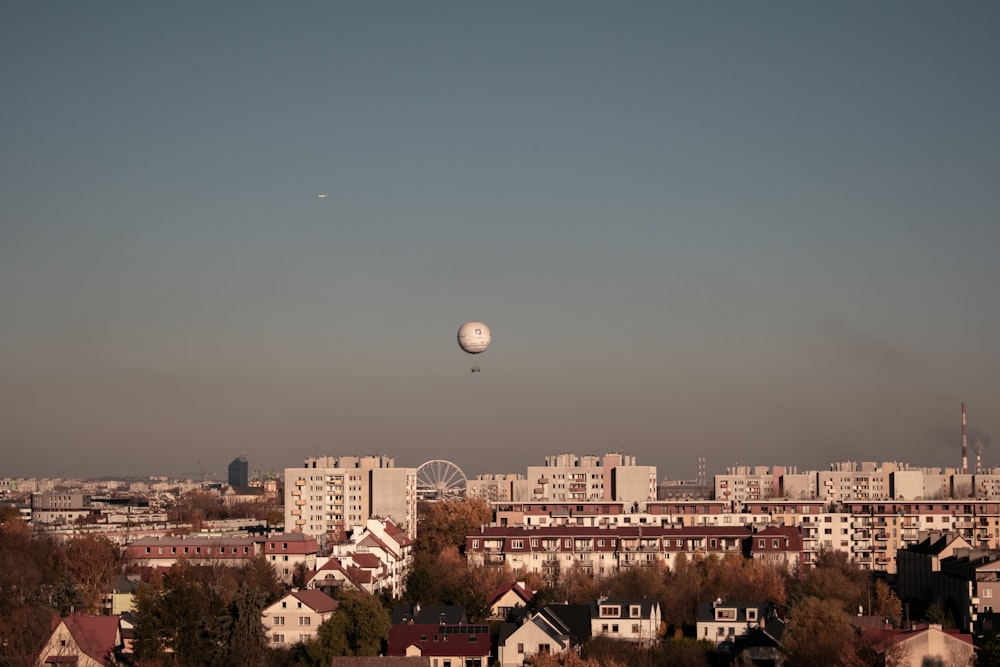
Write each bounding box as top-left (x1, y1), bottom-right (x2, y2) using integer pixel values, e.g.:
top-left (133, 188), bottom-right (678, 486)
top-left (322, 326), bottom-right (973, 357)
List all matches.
top-left (416, 460), bottom-right (467, 500)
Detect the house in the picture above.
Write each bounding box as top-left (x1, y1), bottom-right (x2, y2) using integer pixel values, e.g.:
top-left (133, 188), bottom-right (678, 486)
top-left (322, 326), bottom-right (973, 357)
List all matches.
top-left (590, 598), bottom-right (661, 645)
top-left (726, 616), bottom-right (786, 665)
top-left (870, 623), bottom-right (975, 667)
top-left (330, 660), bottom-right (430, 667)
top-left (263, 532), bottom-right (320, 583)
top-left (262, 589), bottom-right (338, 647)
top-left (387, 623), bottom-right (491, 667)
top-left (307, 556), bottom-right (372, 597)
top-left (326, 519), bottom-right (415, 597)
top-left (102, 575), bottom-right (139, 615)
top-left (486, 581), bottom-right (534, 620)
top-left (696, 600), bottom-right (774, 646)
top-left (392, 604), bottom-right (466, 626)
top-left (36, 613), bottom-right (123, 666)
top-left (497, 603), bottom-right (591, 667)
top-left (749, 526), bottom-right (804, 572)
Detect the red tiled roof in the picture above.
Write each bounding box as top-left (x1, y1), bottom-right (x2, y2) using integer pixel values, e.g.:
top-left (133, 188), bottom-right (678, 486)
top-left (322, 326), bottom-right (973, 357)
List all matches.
top-left (291, 589), bottom-right (339, 614)
top-left (388, 624), bottom-right (491, 657)
top-left (51, 614), bottom-right (120, 665)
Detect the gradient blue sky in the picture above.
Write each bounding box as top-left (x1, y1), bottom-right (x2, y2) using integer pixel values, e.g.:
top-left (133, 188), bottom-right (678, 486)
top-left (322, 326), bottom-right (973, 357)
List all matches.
top-left (2, 2), bottom-right (998, 481)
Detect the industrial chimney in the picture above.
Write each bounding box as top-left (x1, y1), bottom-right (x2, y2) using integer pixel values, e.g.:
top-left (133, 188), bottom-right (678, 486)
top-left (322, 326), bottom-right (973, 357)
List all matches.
top-left (962, 402), bottom-right (968, 475)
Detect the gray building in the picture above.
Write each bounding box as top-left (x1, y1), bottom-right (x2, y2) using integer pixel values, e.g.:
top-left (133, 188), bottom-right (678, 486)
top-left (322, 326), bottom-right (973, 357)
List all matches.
top-left (228, 455), bottom-right (249, 488)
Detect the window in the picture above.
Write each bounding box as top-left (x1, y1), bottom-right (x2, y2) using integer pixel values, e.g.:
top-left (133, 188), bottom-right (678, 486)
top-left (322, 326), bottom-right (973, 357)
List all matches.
top-left (629, 605), bottom-right (641, 618)
top-left (272, 634), bottom-right (283, 643)
top-left (715, 608), bottom-right (737, 621)
top-left (772, 539), bottom-right (779, 548)
top-left (746, 608), bottom-right (758, 621)
top-left (600, 605), bottom-right (618, 617)
top-left (517, 643), bottom-right (524, 654)
top-left (274, 616), bottom-right (285, 625)
top-left (511, 540), bottom-right (523, 549)
top-left (758, 539), bottom-right (765, 548)
top-left (612, 624), bottom-right (618, 633)
top-left (299, 617), bottom-right (311, 626)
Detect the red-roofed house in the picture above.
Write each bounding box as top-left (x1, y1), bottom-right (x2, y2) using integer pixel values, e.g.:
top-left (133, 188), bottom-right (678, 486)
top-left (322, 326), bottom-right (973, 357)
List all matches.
top-left (264, 532), bottom-right (320, 582)
top-left (307, 556), bottom-right (373, 597)
top-left (327, 518), bottom-right (414, 597)
top-left (487, 581), bottom-right (534, 620)
top-left (388, 624), bottom-right (491, 666)
top-left (37, 614), bottom-right (123, 666)
top-left (749, 526), bottom-right (804, 572)
top-left (870, 623), bottom-right (975, 666)
top-left (262, 589), bottom-right (338, 647)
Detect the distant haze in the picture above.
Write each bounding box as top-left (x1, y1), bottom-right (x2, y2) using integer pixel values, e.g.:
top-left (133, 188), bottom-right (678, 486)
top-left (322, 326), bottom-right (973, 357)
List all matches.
top-left (1, 2), bottom-right (998, 480)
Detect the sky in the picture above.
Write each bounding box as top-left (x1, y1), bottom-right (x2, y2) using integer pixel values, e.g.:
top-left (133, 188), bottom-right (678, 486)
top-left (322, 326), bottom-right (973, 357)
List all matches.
top-left (2, 2), bottom-right (999, 482)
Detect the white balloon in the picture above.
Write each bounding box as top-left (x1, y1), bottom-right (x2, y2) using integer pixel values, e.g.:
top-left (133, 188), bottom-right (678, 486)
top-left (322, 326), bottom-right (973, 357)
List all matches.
top-left (457, 321), bottom-right (491, 355)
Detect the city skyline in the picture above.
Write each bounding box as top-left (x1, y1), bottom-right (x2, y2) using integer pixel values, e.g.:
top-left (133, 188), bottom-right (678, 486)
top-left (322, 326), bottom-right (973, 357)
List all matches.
top-left (3, 3), bottom-right (999, 480)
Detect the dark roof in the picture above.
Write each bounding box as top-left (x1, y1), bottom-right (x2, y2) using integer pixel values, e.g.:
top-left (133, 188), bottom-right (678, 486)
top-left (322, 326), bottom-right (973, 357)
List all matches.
top-left (331, 658), bottom-right (430, 667)
top-left (387, 624), bottom-right (491, 657)
top-left (540, 604), bottom-right (593, 644)
top-left (392, 605), bottom-right (466, 625)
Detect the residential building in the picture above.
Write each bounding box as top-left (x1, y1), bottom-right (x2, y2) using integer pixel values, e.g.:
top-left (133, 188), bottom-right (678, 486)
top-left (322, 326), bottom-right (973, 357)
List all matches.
top-left (870, 623), bottom-right (975, 667)
top-left (497, 604), bottom-right (591, 667)
top-left (262, 589), bottom-right (338, 647)
top-left (466, 525), bottom-right (754, 584)
top-left (285, 455), bottom-right (417, 545)
top-left (696, 601), bottom-right (773, 646)
top-left (591, 598), bottom-right (661, 645)
top-left (36, 614), bottom-right (123, 667)
top-left (486, 581), bottom-right (534, 621)
top-left (264, 532), bottom-right (320, 583)
top-left (122, 535), bottom-right (259, 569)
top-left (387, 624), bottom-right (491, 666)
top-left (525, 453), bottom-right (656, 508)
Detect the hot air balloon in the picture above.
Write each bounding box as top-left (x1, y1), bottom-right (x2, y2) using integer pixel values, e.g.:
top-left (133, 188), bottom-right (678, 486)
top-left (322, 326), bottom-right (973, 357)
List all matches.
top-left (457, 321), bottom-right (491, 372)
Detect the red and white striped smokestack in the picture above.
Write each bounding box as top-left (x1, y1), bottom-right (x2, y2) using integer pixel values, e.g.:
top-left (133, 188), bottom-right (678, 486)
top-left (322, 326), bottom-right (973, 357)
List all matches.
top-left (962, 402), bottom-right (968, 475)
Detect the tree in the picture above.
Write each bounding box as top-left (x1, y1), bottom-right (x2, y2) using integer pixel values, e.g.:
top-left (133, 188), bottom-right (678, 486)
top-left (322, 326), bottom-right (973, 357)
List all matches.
top-left (417, 498), bottom-right (492, 557)
top-left (61, 534), bottom-right (121, 614)
top-left (783, 596), bottom-right (860, 667)
top-left (222, 584), bottom-right (269, 667)
top-left (305, 589), bottom-right (390, 661)
top-left (872, 578), bottom-right (902, 619)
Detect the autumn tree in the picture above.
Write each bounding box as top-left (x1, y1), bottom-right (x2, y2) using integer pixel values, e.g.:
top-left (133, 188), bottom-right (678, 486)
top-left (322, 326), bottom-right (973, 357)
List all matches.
top-left (304, 589), bottom-right (390, 662)
top-left (783, 596), bottom-right (860, 667)
top-left (61, 534), bottom-right (121, 614)
top-left (660, 552), bottom-right (704, 631)
top-left (872, 578), bottom-right (902, 619)
top-left (791, 550), bottom-right (867, 615)
top-left (417, 497), bottom-right (493, 558)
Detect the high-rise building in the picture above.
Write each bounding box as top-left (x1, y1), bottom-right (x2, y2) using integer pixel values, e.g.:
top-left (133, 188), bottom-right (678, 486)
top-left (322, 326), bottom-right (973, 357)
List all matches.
top-left (228, 455), bottom-right (249, 488)
top-left (284, 455), bottom-right (417, 546)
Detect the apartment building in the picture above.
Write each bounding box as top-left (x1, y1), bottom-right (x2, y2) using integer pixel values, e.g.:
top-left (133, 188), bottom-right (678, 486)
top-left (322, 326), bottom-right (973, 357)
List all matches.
top-left (524, 453), bottom-right (656, 508)
top-left (284, 455), bottom-right (417, 545)
top-left (465, 525), bottom-right (780, 584)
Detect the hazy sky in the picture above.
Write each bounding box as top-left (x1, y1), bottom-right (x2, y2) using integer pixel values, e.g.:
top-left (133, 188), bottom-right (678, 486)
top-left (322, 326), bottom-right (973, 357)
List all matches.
top-left (2, 2), bottom-right (998, 481)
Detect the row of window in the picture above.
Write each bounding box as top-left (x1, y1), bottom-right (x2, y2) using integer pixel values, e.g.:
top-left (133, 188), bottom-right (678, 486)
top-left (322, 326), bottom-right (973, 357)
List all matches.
top-left (270, 616), bottom-right (311, 625)
top-left (143, 545), bottom-right (250, 556)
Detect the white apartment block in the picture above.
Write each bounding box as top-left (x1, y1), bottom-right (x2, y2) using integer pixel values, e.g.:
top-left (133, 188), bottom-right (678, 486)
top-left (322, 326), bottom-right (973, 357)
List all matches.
top-left (284, 455), bottom-right (417, 546)
top-left (525, 453), bottom-right (656, 507)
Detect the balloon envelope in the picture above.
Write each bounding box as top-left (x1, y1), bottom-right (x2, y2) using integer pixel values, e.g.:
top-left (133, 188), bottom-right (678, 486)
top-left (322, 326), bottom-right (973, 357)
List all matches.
top-left (457, 321), bottom-right (491, 354)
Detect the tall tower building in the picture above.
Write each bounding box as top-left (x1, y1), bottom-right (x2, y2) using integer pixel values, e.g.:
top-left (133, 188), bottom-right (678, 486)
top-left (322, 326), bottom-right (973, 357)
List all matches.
top-left (228, 455), bottom-right (249, 488)
top-left (284, 455), bottom-right (417, 546)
